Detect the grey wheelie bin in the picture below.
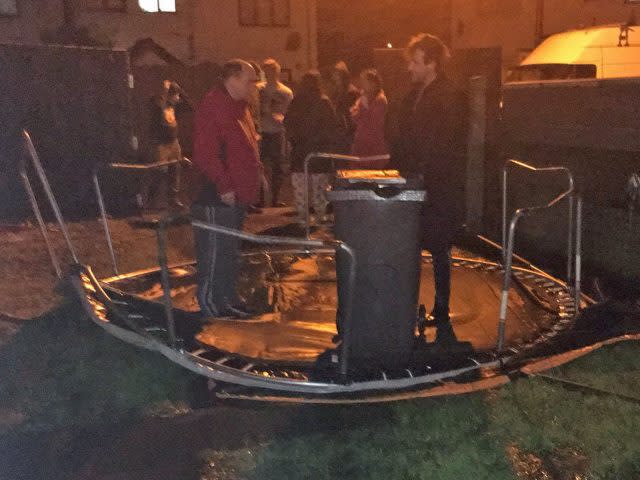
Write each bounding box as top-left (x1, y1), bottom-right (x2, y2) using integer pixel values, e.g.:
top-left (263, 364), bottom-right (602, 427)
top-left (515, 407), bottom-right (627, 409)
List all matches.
top-left (327, 170), bottom-right (426, 372)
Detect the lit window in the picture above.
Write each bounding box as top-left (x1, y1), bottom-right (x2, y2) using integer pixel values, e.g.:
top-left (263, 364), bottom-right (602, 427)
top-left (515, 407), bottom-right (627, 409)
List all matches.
top-left (239, 0), bottom-right (290, 27)
top-left (139, 0), bottom-right (176, 13)
top-left (0, 0), bottom-right (18, 16)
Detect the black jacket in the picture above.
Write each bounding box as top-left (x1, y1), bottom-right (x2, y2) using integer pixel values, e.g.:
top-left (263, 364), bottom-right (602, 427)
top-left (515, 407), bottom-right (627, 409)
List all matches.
top-left (284, 94), bottom-right (341, 173)
top-left (392, 75), bottom-right (468, 215)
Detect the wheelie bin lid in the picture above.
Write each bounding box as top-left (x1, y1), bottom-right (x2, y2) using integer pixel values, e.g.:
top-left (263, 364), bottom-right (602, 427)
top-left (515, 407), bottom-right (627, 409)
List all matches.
top-left (333, 169), bottom-right (423, 189)
top-left (328, 169), bottom-right (426, 202)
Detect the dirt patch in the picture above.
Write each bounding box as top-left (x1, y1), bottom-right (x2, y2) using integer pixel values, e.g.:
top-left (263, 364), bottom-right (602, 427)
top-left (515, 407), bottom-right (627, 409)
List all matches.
top-left (0, 210), bottom-right (296, 320)
top-left (508, 445), bottom-right (589, 480)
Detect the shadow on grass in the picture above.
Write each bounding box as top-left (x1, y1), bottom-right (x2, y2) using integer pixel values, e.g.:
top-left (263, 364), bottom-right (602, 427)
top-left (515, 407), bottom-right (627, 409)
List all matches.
top-left (242, 396), bottom-right (513, 480)
top-left (0, 300), bottom-right (198, 432)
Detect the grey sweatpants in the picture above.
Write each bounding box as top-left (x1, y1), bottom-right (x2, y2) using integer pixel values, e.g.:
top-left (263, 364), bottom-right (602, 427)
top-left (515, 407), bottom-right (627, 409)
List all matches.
top-left (191, 202), bottom-right (246, 316)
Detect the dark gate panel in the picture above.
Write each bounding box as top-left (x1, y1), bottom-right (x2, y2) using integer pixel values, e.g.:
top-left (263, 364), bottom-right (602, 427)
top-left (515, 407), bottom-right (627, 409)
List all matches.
top-left (0, 44), bottom-right (134, 219)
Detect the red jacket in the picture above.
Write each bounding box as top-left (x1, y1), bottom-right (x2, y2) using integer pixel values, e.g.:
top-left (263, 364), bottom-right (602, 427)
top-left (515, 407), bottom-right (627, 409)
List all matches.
top-left (193, 87), bottom-right (261, 205)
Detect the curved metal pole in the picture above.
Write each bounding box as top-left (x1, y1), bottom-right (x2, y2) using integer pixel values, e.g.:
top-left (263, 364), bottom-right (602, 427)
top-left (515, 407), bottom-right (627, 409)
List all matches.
top-left (156, 219), bottom-right (178, 347)
top-left (574, 195), bottom-right (583, 311)
top-left (22, 130), bottom-right (79, 264)
top-left (159, 214), bottom-right (358, 374)
top-left (92, 158), bottom-right (186, 275)
top-left (304, 152), bottom-right (391, 239)
top-left (18, 164), bottom-right (62, 278)
top-left (502, 159), bottom-right (575, 280)
top-left (498, 188), bottom-right (578, 352)
top-left (106, 158), bottom-right (182, 171)
top-left (567, 192), bottom-right (576, 285)
top-left (93, 169), bottom-right (119, 275)
top-left (502, 167), bottom-right (508, 264)
top-left (498, 210), bottom-right (523, 352)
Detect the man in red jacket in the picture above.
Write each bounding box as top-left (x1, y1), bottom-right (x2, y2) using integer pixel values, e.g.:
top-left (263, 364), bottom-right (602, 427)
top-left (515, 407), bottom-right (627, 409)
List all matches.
top-left (192, 59), bottom-right (261, 318)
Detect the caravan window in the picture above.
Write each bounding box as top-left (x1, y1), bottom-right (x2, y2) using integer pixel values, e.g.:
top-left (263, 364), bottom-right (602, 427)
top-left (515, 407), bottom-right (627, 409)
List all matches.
top-left (508, 63), bottom-right (597, 82)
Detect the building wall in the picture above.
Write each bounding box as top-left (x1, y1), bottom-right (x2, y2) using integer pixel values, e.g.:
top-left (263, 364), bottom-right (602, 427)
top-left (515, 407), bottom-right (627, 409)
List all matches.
top-left (451, 0), bottom-right (638, 68)
top-left (0, 0), bottom-right (317, 78)
top-left (317, 0), bottom-right (450, 73)
top-left (192, 0), bottom-right (317, 78)
top-left (0, 0), bottom-right (63, 44)
top-left (80, 0), bottom-right (194, 61)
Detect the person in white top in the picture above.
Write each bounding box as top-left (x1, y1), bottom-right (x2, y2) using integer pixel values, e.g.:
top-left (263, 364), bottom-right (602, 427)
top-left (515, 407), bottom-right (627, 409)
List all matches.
top-left (257, 58), bottom-right (293, 207)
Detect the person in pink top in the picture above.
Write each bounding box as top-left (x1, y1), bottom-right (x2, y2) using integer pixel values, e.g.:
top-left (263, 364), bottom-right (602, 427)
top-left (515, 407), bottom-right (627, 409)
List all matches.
top-left (350, 69), bottom-right (389, 169)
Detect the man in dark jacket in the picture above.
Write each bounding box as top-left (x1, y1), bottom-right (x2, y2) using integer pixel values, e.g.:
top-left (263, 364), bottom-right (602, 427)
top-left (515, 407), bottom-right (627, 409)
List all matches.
top-left (392, 33), bottom-right (468, 324)
top-left (192, 59), bottom-right (261, 318)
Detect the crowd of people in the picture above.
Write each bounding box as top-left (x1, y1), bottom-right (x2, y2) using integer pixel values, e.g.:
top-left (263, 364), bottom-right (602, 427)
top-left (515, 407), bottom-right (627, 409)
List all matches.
top-left (148, 32), bottom-right (467, 327)
top-left (149, 57), bottom-right (390, 222)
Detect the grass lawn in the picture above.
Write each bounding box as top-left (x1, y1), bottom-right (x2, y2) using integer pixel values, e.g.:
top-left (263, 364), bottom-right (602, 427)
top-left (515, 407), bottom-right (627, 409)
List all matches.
top-left (204, 342), bottom-right (640, 480)
top-left (0, 302), bottom-right (638, 479)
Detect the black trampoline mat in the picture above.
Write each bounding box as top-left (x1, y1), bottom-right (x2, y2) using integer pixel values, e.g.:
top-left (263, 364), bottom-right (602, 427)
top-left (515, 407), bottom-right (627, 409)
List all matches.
top-left (105, 252), bottom-right (558, 363)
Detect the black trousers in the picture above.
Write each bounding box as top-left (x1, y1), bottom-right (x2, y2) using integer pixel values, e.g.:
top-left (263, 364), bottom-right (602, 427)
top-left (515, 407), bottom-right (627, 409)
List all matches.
top-left (428, 240), bottom-right (452, 318)
top-left (423, 205), bottom-right (459, 319)
top-left (260, 132), bottom-right (286, 205)
top-left (191, 200), bottom-right (246, 316)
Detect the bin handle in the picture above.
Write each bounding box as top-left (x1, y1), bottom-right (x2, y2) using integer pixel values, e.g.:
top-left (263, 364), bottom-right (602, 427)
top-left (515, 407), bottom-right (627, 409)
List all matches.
top-left (372, 186), bottom-right (403, 199)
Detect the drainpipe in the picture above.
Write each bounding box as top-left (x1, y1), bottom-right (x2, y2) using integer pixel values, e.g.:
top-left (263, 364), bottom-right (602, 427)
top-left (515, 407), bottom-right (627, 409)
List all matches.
top-left (445, 0), bottom-right (453, 46)
top-left (189, 0), bottom-right (196, 64)
top-left (534, 0), bottom-right (544, 45)
top-left (62, 0), bottom-right (84, 33)
top-left (306, 0), bottom-right (313, 70)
